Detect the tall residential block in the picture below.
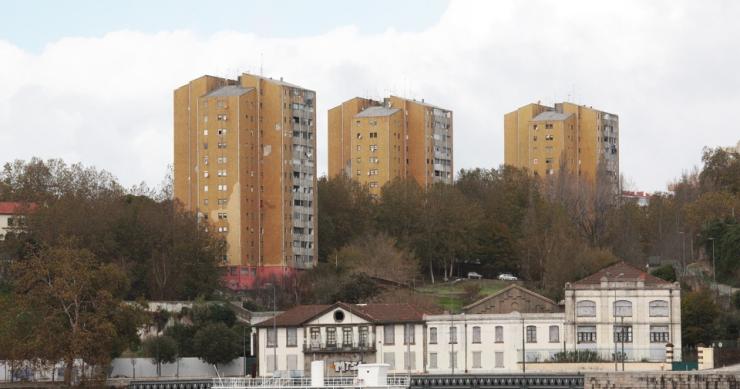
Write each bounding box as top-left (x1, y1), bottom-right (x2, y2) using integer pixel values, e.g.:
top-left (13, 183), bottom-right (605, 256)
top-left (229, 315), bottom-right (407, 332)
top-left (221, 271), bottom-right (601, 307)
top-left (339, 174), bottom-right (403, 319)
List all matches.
top-left (504, 102), bottom-right (619, 185)
top-left (328, 96), bottom-right (453, 195)
top-left (174, 73), bottom-right (317, 289)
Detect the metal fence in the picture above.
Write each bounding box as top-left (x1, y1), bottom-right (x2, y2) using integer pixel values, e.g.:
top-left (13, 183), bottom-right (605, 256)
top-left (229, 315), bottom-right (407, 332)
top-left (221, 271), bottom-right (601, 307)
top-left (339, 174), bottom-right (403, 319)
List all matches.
top-left (212, 375), bottom-right (410, 389)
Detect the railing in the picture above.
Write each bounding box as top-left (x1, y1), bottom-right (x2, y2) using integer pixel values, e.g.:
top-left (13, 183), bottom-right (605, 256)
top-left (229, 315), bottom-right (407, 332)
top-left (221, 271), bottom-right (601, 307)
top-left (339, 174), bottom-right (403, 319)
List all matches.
top-left (303, 338), bottom-right (376, 353)
top-left (212, 375), bottom-right (409, 389)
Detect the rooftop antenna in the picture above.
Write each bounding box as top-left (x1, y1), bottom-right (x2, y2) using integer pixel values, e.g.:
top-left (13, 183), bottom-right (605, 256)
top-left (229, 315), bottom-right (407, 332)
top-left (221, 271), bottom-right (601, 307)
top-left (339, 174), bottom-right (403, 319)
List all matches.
top-left (260, 52), bottom-right (264, 76)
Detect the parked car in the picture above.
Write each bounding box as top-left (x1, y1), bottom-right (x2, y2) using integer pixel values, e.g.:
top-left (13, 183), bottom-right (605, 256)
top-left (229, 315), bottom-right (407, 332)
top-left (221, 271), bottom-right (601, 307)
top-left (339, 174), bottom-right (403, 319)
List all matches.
top-left (497, 273), bottom-right (518, 281)
top-left (467, 272), bottom-right (483, 279)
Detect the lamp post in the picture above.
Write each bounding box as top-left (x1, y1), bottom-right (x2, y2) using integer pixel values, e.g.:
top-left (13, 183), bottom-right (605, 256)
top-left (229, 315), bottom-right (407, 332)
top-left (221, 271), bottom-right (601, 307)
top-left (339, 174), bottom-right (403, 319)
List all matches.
top-left (679, 231), bottom-right (686, 276)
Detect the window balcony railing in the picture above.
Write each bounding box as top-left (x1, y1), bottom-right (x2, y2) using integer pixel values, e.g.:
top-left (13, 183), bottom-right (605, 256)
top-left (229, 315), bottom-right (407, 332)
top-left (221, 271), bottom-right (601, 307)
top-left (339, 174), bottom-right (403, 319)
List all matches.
top-left (303, 338), bottom-right (376, 353)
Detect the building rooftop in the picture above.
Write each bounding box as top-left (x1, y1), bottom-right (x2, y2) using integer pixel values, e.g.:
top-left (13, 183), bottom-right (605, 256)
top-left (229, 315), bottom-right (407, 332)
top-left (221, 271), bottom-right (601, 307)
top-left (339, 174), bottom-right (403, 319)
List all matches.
top-left (532, 111), bottom-right (572, 121)
top-left (355, 106), bottom-right (401, 118)
top-left (0, 202), bottom-right (37, 215)
top-left (204, 85), bottom-right (253, 98)
top-left (572, 261), bottom-right (671, 286)
top-left (254, 302), bottom-right (428, 327)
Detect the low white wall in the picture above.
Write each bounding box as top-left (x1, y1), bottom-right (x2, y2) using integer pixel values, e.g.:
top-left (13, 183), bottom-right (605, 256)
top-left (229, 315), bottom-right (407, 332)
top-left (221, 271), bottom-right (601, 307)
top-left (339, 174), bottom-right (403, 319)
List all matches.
top-left (524, 362), bottom-right (672, 372)
top-left (109, 357), bottom-right (246, 379)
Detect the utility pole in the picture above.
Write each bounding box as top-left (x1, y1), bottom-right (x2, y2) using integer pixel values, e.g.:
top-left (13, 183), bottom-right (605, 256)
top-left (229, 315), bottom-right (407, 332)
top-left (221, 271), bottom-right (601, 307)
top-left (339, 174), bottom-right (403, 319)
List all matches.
top-left (620, 317), bottom-right (625, 372)
top-left (521, 316), bottom-right (526, 375)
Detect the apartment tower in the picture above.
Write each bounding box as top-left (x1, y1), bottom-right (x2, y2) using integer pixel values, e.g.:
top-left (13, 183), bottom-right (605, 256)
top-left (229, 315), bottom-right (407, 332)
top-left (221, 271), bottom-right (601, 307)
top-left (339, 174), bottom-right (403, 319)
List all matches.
top-left (174, 73), bottom-right (317, 289)
top-left (504, 102), bottom-right (619, 186)
top-left (328, 96), bottom-right (453, 195)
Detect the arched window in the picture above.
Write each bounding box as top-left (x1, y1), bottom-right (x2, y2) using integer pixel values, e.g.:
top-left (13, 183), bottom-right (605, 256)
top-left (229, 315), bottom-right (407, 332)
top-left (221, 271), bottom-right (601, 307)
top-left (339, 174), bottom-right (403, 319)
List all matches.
top-left (649, 300), bottom-right (669, 317)
top-left (614, 300), bottom-right (632, 317)
top-left (576, 300), bottom-right (596, 317)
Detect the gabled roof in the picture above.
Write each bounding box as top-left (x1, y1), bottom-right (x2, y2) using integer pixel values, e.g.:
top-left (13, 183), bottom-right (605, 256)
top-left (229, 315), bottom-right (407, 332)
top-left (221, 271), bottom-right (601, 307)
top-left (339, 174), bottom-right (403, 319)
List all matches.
top-left (0, 202), bottom-right (37, 215)
top-left (254, 302), bottom-right (428, 327)
top-left (572, 261), bottom-right (670, 286)
top-left (462, 283), bottom-right (558, 313)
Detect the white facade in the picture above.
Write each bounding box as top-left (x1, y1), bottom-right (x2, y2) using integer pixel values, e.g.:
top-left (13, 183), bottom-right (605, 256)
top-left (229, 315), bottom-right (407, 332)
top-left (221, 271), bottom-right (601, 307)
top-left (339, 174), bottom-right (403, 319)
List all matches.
top-left (424, 312), bottom-right (564, 374)
top-left (256, 305), bottom-right (425, 377)
top-left (563, 278), bottom-right (681, 363)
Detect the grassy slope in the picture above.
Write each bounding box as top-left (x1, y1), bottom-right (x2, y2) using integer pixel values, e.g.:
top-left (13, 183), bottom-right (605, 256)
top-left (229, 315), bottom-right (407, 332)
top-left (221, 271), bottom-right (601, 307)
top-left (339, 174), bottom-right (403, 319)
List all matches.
top-left (414, 278), bottom-right (512, 313)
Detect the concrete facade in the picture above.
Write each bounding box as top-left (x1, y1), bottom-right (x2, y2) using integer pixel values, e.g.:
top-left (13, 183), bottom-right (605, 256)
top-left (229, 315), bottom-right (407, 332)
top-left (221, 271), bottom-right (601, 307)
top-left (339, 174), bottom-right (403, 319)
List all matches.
top-left (328, 96), bottom-right (453, 196)
top-left (174, 74), bottom-right (317, 289)
top-left (504, 102), bottom-right (619, 188)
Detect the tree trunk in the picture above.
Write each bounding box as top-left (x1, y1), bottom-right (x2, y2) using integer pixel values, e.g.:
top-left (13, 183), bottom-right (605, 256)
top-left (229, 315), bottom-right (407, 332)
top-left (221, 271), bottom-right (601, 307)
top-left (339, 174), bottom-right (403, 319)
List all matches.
top-left (429, 260), bottom-right (435, 284)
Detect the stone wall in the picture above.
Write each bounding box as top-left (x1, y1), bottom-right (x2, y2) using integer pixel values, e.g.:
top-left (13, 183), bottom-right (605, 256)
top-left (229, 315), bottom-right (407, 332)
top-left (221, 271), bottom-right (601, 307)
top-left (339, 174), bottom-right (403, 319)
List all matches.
top-left (585, 372), bottom-right (740, 388)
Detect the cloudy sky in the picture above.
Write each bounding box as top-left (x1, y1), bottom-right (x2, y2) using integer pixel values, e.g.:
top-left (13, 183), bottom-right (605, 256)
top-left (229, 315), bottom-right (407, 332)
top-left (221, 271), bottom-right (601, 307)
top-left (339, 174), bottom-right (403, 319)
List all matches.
top-left (1, 0), bottom-right (739, 192)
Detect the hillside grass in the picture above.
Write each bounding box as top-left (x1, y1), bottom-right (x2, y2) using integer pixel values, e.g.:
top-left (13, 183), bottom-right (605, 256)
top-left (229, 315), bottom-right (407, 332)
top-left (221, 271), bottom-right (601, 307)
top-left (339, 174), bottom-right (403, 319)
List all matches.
top-left (414, 278), bottom-right (512, 313)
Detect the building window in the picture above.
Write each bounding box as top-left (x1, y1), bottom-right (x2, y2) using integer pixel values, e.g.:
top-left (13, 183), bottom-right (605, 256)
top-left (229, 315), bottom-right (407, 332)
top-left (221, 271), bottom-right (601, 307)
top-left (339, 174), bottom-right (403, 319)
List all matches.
top-left (267, 328), bottom-right (277, 347)
top-left (404, 325), bottom-right (415, 345)
top-left (384, 352), bottom-right (395, 369)
top-left (217, 156), bottom-right (227, 164)
top-left (356, 169), bottom-right (361, 176)
top-left (287, 328), bottom-right (297, 347)
top-left (217, 226), bottom-right (228, 233)
top-left (533, 158), bottom-right (538, 164)
top-left (526, 326), bottom-right (537, 343)
top-left (650, 325), bottom-right (670, 343)
top-left (342, 327), bottom-right (353, 347)
top-left (356, 145), bottom-right (361, 151)
top-left (545, 134), bottom-right (554, 140)
top-left (472, 351), bottom-right (482, 368)
top-left (449, 352), bottom-right (458, 369)
top-left (218, 128), bottom-right (227, 135)
top-left (369, 157), bottom-right (379, 164)
top-left (203, 185), bottom-right (209, 192)
top-left (494, 352), bottom-right (504, 368)
top-left (577, 326), bottom-right (596, 343)
top-left (403, 351), bottom-right (416, 370)
top-left (287, 355), bottom-right (297, 371)
top-left (429, 327), bottom-right (437, 344)
top-left (203, 171), bottom-right (209, 178)
top-left (310, 327), bottom-right (320, 346)
top-left (369, 169), bottom-right (379, 176)
top-left (218, 184), bottom-right (228, 191)
top-left (369, 144), bottom-right (378, 152)
top-left (369, 181), bottom-right (379, 189)
top-left (428, 352), bottom-right (438, 369)
top-left (370, 132), bottom-right (378, 138)
top-left (614, 300), bottom-right (633, 317)
top-left (649, 300), bottom-right (669, 317)
top-left (614, 325), bottom-right (633, 343)
top-left (576, 300), bottom-right (596, 317)
top-left (326, 327), bottom-right (337, 346)
top-left (549, 326), bottom-right (559, 343)
top-left (384, 325), bottom-right (395, 345)
top-left (449, 326), bottom-right (457, 344)
top-left (472, 326), bottom-right (481, 343)
top-left (545, 123), bottom-right (553, 129)
top-left (359, 326), bottom-right (369, 347)
top-left (495, 326), bottom-right (503, 343)
top-left (203, 129), bottom-right (208, 136)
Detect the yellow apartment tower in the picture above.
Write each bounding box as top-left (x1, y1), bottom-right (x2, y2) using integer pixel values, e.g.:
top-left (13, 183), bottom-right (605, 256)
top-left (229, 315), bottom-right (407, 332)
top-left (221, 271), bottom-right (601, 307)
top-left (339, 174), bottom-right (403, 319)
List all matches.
top-left (504, 102), bottom-right (619, 186)
top-left (174, 73), bottom-right (317, 289)
top-left (328, 96), bottom-right (453, 195)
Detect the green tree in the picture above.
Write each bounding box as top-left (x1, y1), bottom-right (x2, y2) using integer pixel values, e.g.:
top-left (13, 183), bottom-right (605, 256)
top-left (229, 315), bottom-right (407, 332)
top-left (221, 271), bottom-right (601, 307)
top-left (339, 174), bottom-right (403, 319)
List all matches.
top-left (317, 175), bottom-right (374, 261)
top-left (142, 335), bottom-right (178, 375)
top-left (651, 264), bottom-right (677, 282)
top-left (164, 323), bottom-right (197, 357)
top-left (193, 323), bottom-right (241, 365)
top-left (682, 289), bottom-right (720, 347)
top-left (10, 242), bottom-right (133, 384)
top-left (375, 178), bottom-right (424, 247)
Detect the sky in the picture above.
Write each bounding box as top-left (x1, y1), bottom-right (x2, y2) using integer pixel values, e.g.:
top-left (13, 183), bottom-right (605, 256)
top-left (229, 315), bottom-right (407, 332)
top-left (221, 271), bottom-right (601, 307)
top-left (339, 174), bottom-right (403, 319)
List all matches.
top-left (1, 0), bottom-right (739, 193)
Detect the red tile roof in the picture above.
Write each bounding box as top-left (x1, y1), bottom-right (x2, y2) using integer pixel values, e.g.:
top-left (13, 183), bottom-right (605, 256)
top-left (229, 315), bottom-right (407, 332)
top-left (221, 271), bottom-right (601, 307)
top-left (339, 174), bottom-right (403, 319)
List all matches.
top-left (0, 202), bottom-right (37, 215)
top-left (255, 302), bottom-right (429, 327)
top-left (573, 261), bottom-right (670, 286)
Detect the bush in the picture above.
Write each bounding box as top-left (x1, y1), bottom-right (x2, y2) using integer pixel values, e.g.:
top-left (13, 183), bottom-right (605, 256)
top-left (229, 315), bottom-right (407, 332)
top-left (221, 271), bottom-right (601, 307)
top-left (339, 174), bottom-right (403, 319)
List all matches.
top-left (651, 264), bottom-right (676, 282)
top-left (549, 350), bottom-right (603, 363)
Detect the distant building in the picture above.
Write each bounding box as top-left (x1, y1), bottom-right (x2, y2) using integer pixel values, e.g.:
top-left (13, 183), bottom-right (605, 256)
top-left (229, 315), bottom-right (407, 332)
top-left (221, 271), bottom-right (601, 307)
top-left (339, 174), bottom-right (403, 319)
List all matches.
top-left (504, 102), bottom-right (619, 189)
top-left (255, 262), bottom-right (681, 376)
top-left (328, 96), bottom-right (453, 196)
top-left (0, 202), bottom-right (35, 240)
top-left (174, 73), bottom-right (317, 290)
top-left (621, 190), bottom-right (650, 207)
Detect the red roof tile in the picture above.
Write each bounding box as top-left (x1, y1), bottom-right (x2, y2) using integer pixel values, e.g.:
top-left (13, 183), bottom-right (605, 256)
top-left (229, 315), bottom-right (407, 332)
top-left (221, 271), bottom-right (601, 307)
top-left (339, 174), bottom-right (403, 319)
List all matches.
top-left (0, 202), bottom-right (37, 215)
top-left (573, 261), bottom-right (670, 286)
top-left (255, 302), bottom-right (429, 327)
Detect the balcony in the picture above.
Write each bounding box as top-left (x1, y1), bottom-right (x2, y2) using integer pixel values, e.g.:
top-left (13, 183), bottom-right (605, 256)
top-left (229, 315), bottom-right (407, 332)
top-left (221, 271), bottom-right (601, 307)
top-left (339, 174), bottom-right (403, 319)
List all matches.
top-left (303, 338), bottom-right (376, 353)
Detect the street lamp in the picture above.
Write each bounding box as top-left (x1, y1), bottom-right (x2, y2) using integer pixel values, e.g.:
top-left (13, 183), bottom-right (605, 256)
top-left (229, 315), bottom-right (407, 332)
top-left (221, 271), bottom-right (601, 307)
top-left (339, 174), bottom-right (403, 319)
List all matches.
top-left (264, 283), bottom-right (278, 376)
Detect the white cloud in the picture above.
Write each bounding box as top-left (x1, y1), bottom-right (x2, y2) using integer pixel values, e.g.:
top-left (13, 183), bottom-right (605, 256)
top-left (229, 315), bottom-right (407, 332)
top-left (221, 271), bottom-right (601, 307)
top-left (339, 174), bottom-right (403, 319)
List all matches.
top-left (1, 0), bottom-right (739, 192)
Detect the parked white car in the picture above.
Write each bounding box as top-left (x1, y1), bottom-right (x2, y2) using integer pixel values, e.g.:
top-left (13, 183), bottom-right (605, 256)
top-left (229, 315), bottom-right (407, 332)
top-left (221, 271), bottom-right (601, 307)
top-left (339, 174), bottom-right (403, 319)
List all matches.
top-left (467, 272), bottom-right (483, 279)
top-left (497, 273), bottom-right (518, 281)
